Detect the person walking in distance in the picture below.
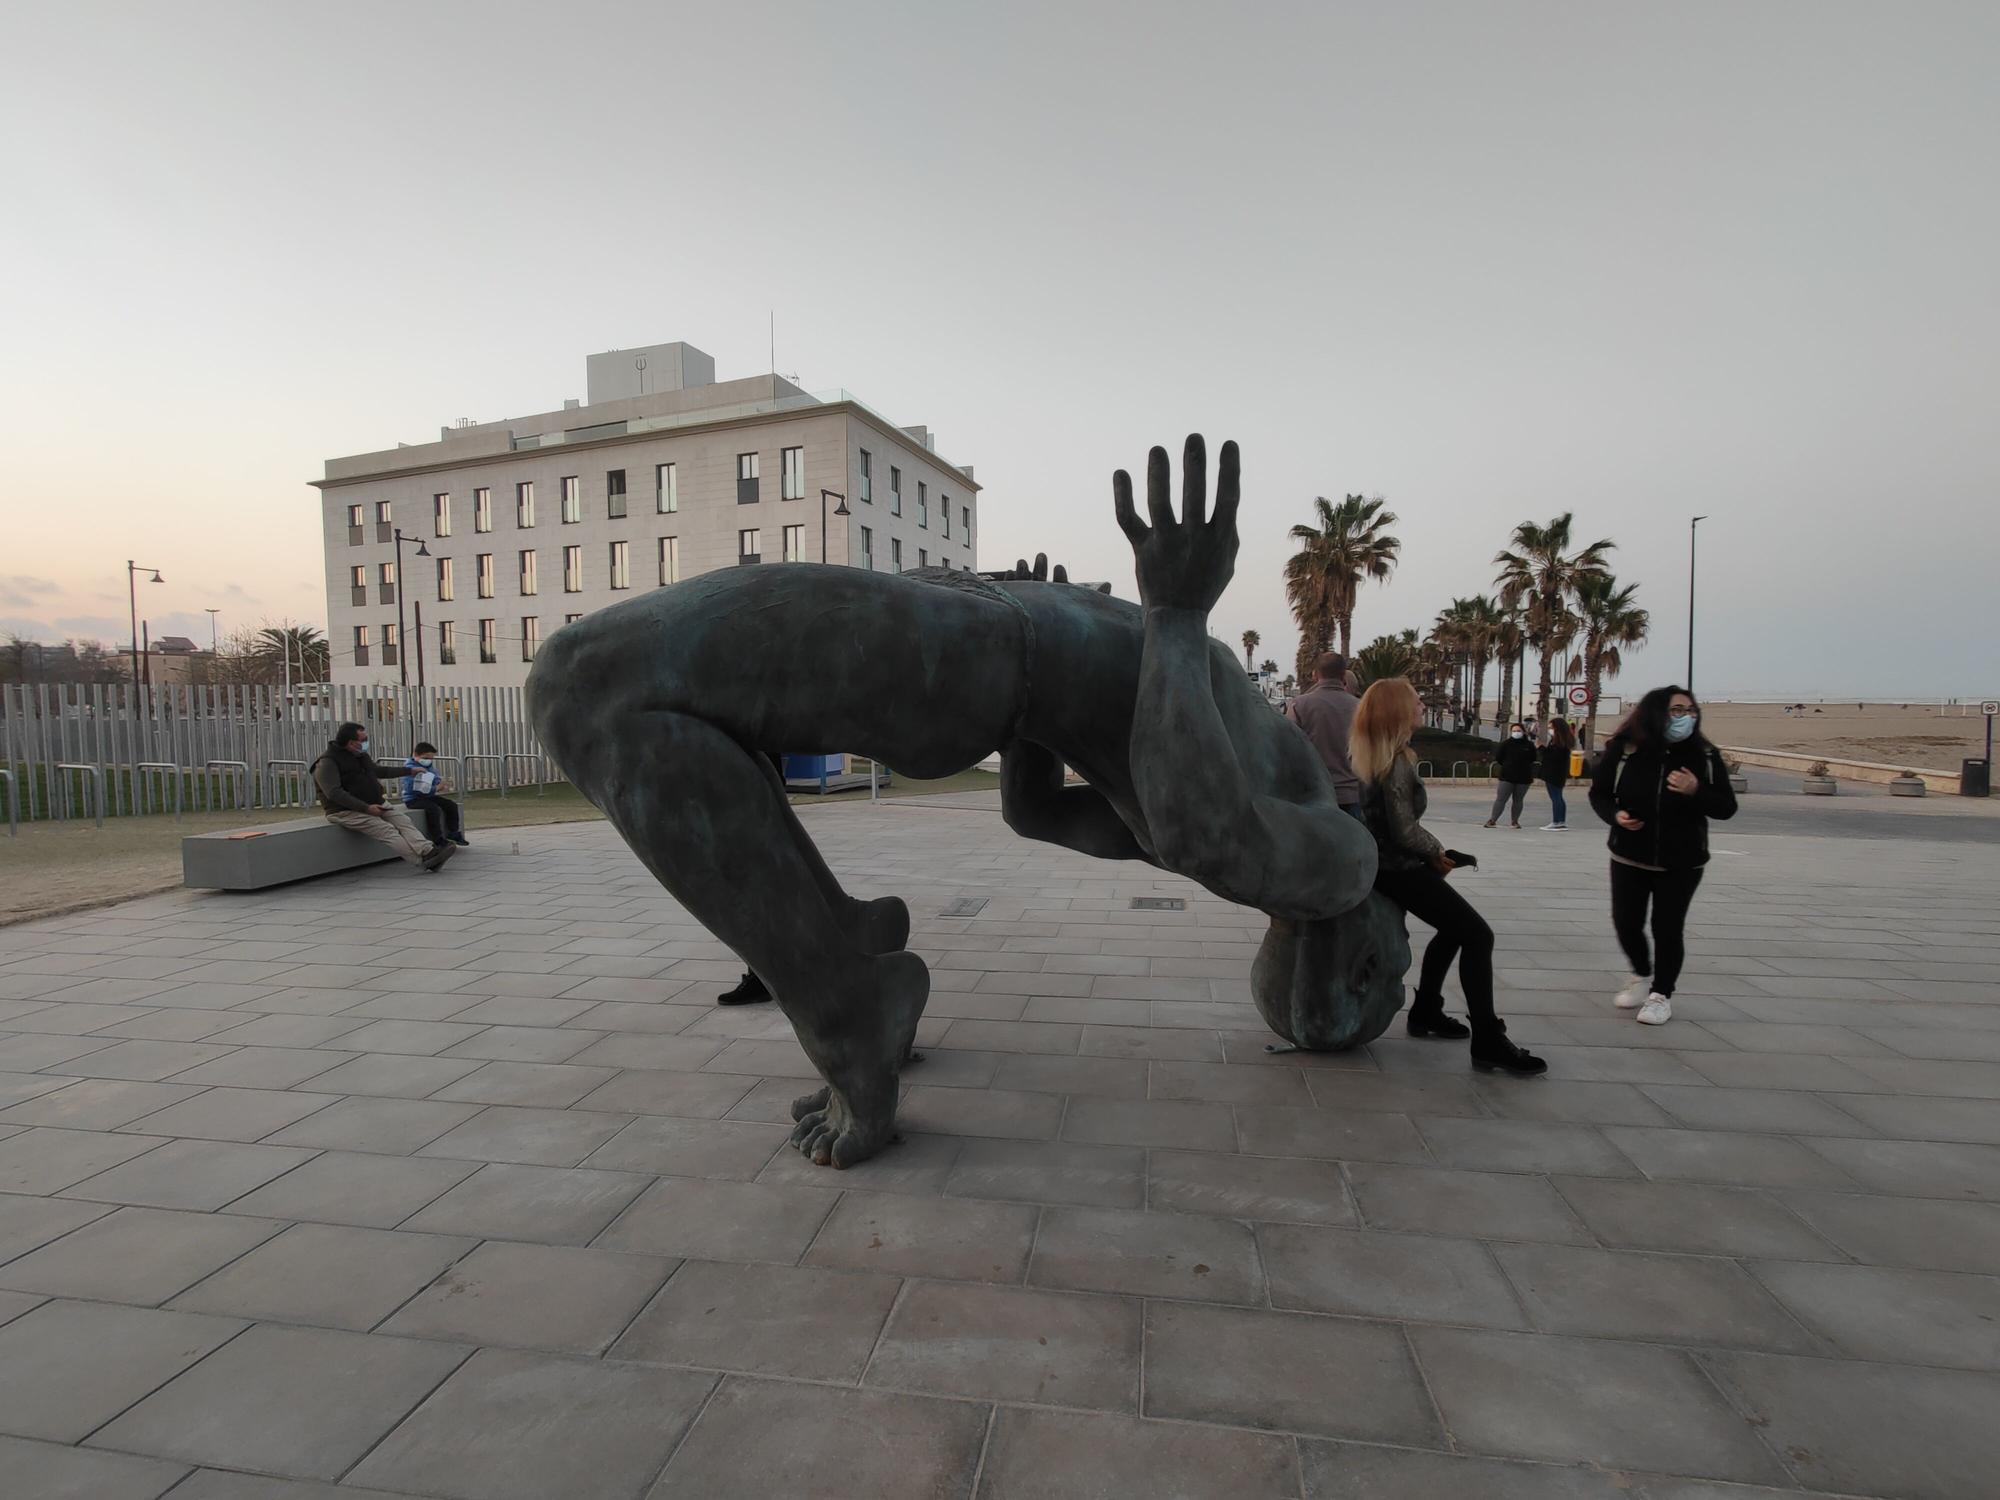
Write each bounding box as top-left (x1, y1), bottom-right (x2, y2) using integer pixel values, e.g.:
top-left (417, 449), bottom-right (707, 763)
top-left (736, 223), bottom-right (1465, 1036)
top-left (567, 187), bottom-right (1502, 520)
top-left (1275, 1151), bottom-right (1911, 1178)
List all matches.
top-left (312, 722), bottom-right (455, 872)
top-left (1353, 679), bottom-right (1545, 1074)
top-left (1589, 686), bottom-right (1738, 1025)
top-left (1538, 716), bottom-right (1575, 830)
top-left (1284, 651), bottom-right (1365, 818)
top-left (1485, 720), bottom-right (1536, 828)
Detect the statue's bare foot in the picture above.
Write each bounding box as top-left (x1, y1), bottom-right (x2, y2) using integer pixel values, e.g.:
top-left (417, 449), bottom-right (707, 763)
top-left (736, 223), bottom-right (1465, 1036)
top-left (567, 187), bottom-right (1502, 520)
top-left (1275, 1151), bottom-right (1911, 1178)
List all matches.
top-left (787, 950), bottom-right (928, 1168)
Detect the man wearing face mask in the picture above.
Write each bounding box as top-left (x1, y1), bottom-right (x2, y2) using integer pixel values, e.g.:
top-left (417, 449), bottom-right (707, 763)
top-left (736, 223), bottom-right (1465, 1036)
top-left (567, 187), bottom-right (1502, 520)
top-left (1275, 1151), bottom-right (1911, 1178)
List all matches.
top-left (311, 722), bottom-right (455, 872)
top-left (1485, 721), bottom-right (1537, 828)
top-left (1589, 686), bottom-right (1736, 1025)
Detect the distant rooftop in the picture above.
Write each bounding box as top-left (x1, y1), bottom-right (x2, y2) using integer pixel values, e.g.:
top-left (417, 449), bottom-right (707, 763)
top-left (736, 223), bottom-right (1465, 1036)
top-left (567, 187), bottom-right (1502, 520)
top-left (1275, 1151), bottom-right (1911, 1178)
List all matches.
top-left (317, 341), bottom-right (974, 488)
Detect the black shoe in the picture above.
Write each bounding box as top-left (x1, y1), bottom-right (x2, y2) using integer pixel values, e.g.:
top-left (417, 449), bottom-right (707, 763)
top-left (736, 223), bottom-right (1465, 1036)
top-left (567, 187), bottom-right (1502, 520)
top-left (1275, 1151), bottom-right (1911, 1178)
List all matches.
top-left (716, 972), bottom-right (771, 1006)
top-left (451, 837), bottom-right (470, 846)
top-left (420, 843), bottom-right (455, 872)
top-left (1407, 1010), bottom-right (1471, 1040)
top-left (1470, 1024), bottom-right (1547, 1077)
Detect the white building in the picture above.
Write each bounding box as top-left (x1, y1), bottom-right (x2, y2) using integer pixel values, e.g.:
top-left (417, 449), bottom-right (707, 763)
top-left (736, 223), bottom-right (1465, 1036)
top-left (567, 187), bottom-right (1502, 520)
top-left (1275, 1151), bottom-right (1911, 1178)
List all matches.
top-left (313, 341), bottom-right (981, 688)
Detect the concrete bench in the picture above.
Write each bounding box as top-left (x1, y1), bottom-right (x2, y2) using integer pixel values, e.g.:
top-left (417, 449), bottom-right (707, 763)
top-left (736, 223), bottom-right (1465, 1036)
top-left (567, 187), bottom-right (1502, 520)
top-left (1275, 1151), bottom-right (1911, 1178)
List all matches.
top-left (183, 817), bottom-right (399, 891)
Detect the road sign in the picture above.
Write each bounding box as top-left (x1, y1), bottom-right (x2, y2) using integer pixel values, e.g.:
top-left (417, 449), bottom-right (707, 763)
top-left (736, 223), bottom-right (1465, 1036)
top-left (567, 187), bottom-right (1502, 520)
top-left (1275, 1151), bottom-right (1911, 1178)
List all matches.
top-left (1568, 686), bottom-right (1591, 706)
top-left (1982, 700), bottom-right (1998, 717)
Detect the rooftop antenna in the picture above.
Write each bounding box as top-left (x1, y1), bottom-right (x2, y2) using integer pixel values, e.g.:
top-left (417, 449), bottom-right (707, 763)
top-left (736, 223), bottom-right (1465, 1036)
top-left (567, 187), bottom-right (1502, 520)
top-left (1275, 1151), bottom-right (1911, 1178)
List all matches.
top-left (634, 354), bottom-right (648, 395)
top-left (769, 309), bottom-right (775, 376)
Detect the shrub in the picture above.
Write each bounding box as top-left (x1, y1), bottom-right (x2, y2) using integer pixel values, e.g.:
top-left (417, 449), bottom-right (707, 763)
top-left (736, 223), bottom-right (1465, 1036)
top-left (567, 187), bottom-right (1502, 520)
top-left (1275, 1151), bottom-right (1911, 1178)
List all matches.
top-left (1805, 761), bottom-right (1831, 778)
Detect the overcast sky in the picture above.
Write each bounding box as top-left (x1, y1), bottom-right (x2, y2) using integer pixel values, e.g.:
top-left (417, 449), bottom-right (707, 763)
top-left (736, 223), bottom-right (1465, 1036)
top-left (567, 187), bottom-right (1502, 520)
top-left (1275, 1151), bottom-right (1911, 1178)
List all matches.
top-left (3, 1), bottom-right (1994, 698)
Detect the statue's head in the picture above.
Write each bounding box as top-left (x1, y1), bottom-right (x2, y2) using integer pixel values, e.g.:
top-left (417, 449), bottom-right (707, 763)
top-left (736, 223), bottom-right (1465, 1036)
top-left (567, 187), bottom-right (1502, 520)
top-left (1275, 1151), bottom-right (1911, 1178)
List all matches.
top-left (1251, 895), bottom-right (1411, 1052)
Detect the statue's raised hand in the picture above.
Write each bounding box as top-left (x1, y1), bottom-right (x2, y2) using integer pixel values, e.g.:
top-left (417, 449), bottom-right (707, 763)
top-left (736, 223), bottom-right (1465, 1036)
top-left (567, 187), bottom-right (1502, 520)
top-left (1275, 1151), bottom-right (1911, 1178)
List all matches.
top-left (1114, 435), bottom-right (1239, 613)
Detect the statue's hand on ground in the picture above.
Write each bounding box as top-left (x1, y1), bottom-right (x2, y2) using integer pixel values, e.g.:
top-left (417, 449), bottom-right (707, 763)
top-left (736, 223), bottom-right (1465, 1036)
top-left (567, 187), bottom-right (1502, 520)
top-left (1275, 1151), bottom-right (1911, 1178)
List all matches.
top-left (1114, 434), bottom-right (1239, 613)
top-left (1001, 554), bottom-right (1072, 584)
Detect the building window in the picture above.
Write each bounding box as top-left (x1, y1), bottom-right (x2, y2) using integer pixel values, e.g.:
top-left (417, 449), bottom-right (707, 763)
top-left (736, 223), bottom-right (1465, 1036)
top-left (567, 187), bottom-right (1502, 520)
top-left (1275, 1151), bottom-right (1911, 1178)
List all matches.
top-left (891, 538), bottom-right (903, 570)
top-left (942, 495), bottom-right (951, 538)
top-left (349, 565), bottom-right (367, 606)
top-left (563, 545), bottom-right (583, 592)
top-left (347, 504), bottom-right (364, 543)
top-left (377, 500), bottom-right (392, 525)
top-left (561, 475), bottom-right (581, 524)
top-left (437, 557), bottom-right (455, 601)
top-left (918, 482), bottom-right (928, 529)
top-left (479, 619), bottom-right (497, 664)
top-left (382, 623), bottom-right (400, 667)
top-left (474, 487), bottom-right (492, 532)
top-left (609, 540), bottom-right (630, 589)
top-left (565, 612), bottom-right (582, 626)
top-left (476, 553), bottom-right (494, 599)
top-left (738, 528), bottom-right (761, 564)
top-left (962, 503), bottom-right (971, 540)
top-left (519, 550), bottom-right (537, 596)
top-left (737, 452), bottom-right (760, 504)
top-left (782, 524), bottom-right (804, 562)
top-left (438, 620), bottom-right (456, 666)
top-left (890, 466), bottom-right (902, 516)
top-left (781, 446), bottom-right (804, 500)
top-left (658, 536), bottom-right (679, 585)
top-left (860, 526), bottom-right (873, 567)
top-left (656, 462), bottom-right (677, 513)
top-left (434, 493), bottom-right (451, 537)
top-left (918, 549), bottom-right (928, 568)
top-left (516, 481), bottom-right (535, 528)
top-left (859, 450), bottom-right (872, 503)
top-left (521, 616), bottom-right (540, 661)
top-left (353, 625), bottom-right (370, 667)
top-left (941, 556), bottom-right (950, 570)
top-left (606, 469), bottom-right (627, 519)
top-left (379, 561), bottom-right (396, 604)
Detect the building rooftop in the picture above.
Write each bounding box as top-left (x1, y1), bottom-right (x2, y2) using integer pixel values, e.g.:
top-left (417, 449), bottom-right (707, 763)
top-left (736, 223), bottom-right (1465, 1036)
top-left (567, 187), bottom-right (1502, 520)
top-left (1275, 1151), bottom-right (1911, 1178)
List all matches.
top-left (316, 341), bottom-right (975, 490)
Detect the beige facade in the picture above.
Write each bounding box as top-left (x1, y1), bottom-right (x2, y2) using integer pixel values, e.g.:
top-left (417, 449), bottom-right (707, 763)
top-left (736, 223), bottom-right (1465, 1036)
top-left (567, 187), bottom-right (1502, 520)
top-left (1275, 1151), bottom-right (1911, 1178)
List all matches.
top-left (313, 344), bottom-right (981, 688)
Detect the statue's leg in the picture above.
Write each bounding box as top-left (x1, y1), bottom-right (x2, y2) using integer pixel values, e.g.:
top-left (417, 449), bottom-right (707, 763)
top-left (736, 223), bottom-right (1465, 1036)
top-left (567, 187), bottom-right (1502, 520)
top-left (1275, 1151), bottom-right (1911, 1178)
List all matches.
top-left (753, 753), bottom-right (911, 956)
top-left (595, 710), bottom-right (926, 1168)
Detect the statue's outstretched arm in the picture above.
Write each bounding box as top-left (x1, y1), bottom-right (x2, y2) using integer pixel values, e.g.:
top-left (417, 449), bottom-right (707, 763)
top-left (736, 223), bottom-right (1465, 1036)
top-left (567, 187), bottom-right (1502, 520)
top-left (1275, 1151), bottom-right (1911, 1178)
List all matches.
top-left (999, 737), bottom-right (1153, 863)
top-left (1115, 437), bottom-right (1374, 921)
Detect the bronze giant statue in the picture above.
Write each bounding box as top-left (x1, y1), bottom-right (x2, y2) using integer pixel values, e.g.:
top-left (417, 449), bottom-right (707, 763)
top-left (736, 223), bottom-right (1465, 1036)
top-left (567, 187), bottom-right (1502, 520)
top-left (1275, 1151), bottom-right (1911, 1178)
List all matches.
top-left (529, 437), bottom-right (1406, 1168)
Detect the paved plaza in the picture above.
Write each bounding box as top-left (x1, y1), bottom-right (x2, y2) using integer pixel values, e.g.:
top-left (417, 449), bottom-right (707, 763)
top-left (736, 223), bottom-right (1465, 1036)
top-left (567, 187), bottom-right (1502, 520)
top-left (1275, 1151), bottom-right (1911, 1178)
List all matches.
top-left (0, 782), bottom-right (1998, 1499)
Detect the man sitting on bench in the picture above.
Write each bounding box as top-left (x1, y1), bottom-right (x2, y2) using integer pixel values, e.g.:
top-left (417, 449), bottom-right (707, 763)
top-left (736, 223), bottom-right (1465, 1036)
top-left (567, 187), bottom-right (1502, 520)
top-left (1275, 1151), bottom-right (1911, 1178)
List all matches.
top-left (311, 722), bottom-right (455, 872)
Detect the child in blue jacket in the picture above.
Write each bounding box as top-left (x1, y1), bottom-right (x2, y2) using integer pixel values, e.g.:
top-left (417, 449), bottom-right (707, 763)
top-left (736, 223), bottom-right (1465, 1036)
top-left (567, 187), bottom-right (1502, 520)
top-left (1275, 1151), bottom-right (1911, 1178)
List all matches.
top-left (402, 742), bottom-right (468, 848)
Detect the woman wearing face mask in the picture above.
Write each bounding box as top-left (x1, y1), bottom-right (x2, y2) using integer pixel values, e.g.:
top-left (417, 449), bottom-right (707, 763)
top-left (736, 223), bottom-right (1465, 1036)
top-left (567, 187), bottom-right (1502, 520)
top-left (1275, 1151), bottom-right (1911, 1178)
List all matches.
top-left (1538, 716), bottom-right (1575, 830)
top-left (1484, 722), bottom-right (1536, 829)
top-left (1589, 686), bottom-right (1738, 1025)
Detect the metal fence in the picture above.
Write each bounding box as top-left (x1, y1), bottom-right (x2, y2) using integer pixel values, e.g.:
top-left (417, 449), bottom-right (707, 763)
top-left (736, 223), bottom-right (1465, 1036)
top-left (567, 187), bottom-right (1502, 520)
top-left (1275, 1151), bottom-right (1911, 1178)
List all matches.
top-left (1, 682), bottom-right (557, 827)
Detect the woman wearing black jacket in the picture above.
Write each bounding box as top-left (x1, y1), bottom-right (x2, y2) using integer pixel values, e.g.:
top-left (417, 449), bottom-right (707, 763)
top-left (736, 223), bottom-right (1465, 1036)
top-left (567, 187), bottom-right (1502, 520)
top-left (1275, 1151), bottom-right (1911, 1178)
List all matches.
top-left (1538, 716), bottom-right (1575, 830)
top-left (1484, 721), bottom-right (1536, 829)
top-left (1588, 685), bottom-right (1738, 1026)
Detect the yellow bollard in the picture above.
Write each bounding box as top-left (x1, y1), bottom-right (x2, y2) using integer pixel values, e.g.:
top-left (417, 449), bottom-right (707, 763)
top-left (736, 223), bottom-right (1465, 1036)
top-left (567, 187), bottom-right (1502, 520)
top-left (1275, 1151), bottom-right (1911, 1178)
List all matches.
top-left (1570, 748), bottom-right (1585, 778)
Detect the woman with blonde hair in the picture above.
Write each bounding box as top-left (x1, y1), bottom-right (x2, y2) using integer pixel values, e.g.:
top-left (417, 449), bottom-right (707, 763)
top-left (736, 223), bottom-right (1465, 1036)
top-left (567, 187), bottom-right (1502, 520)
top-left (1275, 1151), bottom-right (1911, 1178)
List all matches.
top-left (1353, 679), bottom-right (1545, 1075)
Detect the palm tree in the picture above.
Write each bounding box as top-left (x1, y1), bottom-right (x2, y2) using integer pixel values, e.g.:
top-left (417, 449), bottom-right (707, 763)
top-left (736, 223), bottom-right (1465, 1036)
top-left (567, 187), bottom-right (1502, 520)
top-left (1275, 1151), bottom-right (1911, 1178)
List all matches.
top-left (1567, 575), bottom-right (1649, 749)
top-left (1241, 630), bottom-right (1261, 674)
top-left (1493, 514), bottom-right (1614, 727)
top-left (1491, 605), bottom-right (1524, 730)
top-left (245, 623), bottom-right (330, 685)
top-left (1431, 603), bottom-right (1471, 729)
top-left (1259, 659), bottom-right (1278, 677)
top-left (1353, 633), bottom-right (1417, 688)
top-left (1285, 495), bottom-right (1401, 677)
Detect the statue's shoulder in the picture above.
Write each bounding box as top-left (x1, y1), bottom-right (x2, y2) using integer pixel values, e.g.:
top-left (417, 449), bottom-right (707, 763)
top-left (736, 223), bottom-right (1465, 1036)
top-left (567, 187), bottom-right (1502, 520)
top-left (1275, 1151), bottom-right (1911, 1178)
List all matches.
top-left (901, 568), bottom-right (1012, 603)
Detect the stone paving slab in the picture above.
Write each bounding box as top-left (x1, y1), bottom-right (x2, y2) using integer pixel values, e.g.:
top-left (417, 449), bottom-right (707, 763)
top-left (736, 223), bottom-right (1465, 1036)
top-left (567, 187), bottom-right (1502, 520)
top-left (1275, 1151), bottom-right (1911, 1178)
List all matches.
top-left (0, 786), bottom-right (1994, 1495)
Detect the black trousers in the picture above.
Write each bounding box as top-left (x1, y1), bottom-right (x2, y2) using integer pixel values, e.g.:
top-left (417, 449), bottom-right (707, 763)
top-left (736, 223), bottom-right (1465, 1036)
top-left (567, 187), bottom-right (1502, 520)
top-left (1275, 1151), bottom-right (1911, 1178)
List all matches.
top-left (1375, 865), bottom-right (1498, 1032)
top-left (1610, 862), bottom-right (1705, 997)
top-left (406, 793), bottom-right (462, 845)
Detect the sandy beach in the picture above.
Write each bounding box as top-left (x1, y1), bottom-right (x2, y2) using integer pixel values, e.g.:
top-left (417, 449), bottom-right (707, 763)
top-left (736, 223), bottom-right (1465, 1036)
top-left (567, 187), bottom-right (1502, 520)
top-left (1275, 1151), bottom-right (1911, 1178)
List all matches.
top-left (1696, 701), bottom-right (1991, 770)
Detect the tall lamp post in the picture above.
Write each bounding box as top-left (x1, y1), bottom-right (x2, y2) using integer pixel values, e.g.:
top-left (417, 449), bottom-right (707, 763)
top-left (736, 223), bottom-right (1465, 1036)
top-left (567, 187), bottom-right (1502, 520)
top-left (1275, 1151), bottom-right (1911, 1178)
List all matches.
top-left (820, 489), bottom-right (851, 565)
top-left (392, 529), bottom-right (431, 689)
top-left (126, 560), bottom-right (165, 693)
top-left (1687, 515), bottom-right (1708, 691)
top-left (204, 607), bottom-right (220, 659)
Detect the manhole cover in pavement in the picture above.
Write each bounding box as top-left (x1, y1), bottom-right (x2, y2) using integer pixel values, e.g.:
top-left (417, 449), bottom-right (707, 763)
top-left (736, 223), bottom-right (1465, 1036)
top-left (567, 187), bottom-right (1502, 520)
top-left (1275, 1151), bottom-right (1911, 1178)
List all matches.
top-left (940, 897), bottom-right (988, 917)
top-left (1130, 896), bottom-right (1186, 911)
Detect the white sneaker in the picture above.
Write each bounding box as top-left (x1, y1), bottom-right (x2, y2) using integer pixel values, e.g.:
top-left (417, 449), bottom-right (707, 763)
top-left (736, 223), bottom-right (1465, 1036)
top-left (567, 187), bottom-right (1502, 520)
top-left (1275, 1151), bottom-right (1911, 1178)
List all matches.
top-left (1636, 993), bottom-right (1672, 1025)
top-left (1541, 823), bottom-right (1567, 832)
top-left (1614, 976), bottom-right (1649, 1010)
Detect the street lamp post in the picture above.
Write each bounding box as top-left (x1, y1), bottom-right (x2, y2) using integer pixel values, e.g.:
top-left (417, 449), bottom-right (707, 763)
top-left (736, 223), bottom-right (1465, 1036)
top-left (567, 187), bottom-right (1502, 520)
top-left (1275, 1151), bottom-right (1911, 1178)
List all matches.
top-left (126, 560), bottom-right (165, 694)
top-left (205, 607), bottom-right (220, 657)
top-left (820, 489), bottom-right (851, 566)
top-left (391, 529), bottom-right (431, 690)
top-left (1688, 515), bottom-right (1708, 690)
